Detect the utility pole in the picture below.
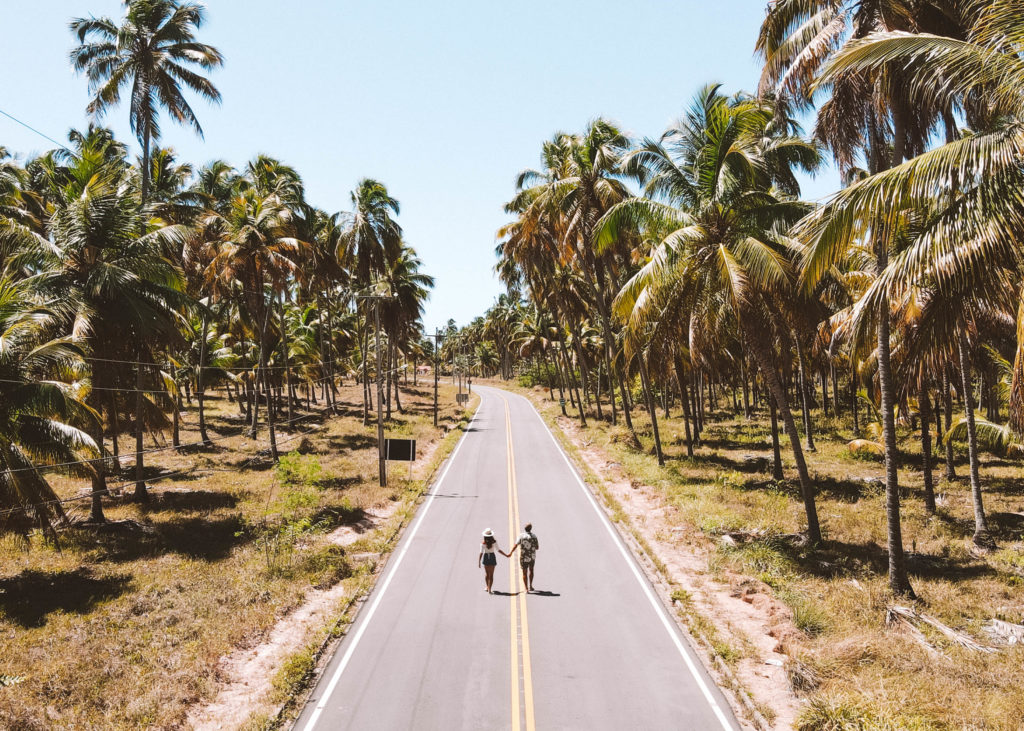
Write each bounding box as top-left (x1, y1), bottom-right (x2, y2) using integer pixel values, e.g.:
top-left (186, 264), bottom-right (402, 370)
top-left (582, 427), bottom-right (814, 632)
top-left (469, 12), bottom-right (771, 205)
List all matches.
top-left (433, 328), bottom-right (443, 427)
top-left (374, 299), bottom-right (386, 487)
top-left (357, 290), bottom-right (393, 487)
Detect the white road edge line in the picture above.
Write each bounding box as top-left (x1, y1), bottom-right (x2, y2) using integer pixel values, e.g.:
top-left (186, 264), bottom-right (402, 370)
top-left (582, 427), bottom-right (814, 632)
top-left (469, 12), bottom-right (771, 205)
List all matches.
top-left (510, 389), bottom-right (736, 731)
top-left (300, 396), bottom-right (484, 731)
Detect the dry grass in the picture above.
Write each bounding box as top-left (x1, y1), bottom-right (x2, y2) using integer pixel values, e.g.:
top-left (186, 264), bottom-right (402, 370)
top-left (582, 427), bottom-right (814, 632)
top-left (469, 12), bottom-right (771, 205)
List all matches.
top-left (0, 378), bottom-right (472, 730)
top-left (520, 385), bottom-right (1024, 731)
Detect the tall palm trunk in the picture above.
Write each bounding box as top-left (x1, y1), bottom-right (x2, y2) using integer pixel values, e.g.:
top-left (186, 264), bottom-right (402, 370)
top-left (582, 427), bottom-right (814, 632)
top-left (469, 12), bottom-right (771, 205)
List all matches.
top-left (317, 295), bottom-right (334, 414)
top-left (919, 383), bottom-right (936, 514)
top-left (385, 336), bottom-right (393, 419)
top-left (851, 365), bottom-right (860, 437)
top-left (830, 362), bottom-right (841, 417)
top-left (197, 314), bottom-right (212, 446)
top-left (942, 365), bottom-right (957, 480)
top-left (393, 342), bottom-right (404, 413)
top-left (741, 352), bottom-right (751, 418)
top-left (746, 319), bottom-right (821, 544)
top-left (618, 363), bottom-right (635, 433)
top-left (571, 233), bottom-right (618, 425)
top-left (360, 305), bottom-right (371, 425)
top-left (560, 330), bottom-right (586, 427)
top-left (279, 291), bottom-right (293, 425)
top-left (691, 370), bottom-right (702, 443)
top-left (673, 353), bottom-right (694, 458)
top-left (107, 393), bottom-right (120, 470)
top-left (957, 332), bottom-right (994, 548)
top-left (259, 314), bottom-right (278, 461)
top-left (769, 396), bottom-right (784, 481)
top-left (570, 321), bottom-right (597, 417)
top-left (877, 280), bottom-right (914, 596)
top-left (877, 104), bottom-right (914, 596)
top-left (88, 410), bottom-right (108, 523)
top-left (134, 355), bottom-right (147, 501)
top-left (820, 368), bottom-right (830, 417)
top-left (795, 336), bottom-right (816, 452)
top-left (171, 380), bottom-right (180, 449)
top-left (140, 115), bottom-right (152, 205)
top-left (254, 283), bottom-right (277, 461)
top-left (637, 354), bottom-right (664, 465)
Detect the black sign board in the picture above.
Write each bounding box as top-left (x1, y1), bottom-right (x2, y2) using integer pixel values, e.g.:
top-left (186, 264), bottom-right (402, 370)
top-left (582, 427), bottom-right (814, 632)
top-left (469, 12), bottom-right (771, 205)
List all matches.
top-left (385, 438), bottom-right (416, 462)
top-left (456, 393), bottom-right (469, 404)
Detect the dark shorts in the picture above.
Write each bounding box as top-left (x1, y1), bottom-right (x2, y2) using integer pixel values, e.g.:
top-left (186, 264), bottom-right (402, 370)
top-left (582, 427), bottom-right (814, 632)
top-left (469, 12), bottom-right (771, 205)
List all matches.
top-left (482, 553), bottom-right (497, 567)
top-left (520, 557), bottom-right (534, 568)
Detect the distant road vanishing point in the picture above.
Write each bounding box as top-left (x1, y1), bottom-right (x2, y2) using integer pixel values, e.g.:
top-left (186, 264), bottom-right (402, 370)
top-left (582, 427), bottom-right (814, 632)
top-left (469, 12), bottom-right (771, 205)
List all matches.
top-left (294, 386), bottom-right (741, 730)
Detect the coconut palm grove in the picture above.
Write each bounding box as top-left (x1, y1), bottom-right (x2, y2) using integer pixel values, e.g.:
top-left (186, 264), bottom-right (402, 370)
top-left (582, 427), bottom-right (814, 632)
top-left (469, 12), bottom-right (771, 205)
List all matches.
top-left (2, 1), bottom-right (1024, 729)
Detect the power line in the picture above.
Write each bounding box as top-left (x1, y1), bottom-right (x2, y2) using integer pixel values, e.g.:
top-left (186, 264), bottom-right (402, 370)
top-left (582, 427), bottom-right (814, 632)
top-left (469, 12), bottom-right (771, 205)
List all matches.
top-left (0, 106), bottom-right (78, 160)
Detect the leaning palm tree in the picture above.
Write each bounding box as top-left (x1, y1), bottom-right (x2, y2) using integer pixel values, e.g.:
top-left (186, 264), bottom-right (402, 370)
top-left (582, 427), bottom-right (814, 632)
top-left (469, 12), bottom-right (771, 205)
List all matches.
top-left (0, 276), bottom-right (98, 536)
top-left (600, 85), bottom-right (825, 543)
top-left (70, 0), bottom-right (223, 202)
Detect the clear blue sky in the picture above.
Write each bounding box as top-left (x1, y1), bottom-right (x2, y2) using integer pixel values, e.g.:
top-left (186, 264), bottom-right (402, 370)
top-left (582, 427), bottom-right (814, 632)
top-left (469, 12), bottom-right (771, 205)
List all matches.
top-left (1, 0), bottom-right (838, 332)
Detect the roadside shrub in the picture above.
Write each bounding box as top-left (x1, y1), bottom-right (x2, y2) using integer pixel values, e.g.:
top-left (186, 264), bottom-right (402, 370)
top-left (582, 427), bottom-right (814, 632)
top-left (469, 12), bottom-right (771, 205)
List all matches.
top-left (257, 517), bottom-right (328, 576)
top-left (276, 484), bottom-right (320, 515)
top-left (276, 451), bottom-right (324, 486)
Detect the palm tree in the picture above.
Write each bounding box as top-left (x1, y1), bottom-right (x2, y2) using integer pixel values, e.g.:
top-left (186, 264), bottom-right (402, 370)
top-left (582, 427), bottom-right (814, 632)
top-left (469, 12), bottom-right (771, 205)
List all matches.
top-left (31, 129), bottom-right (191, 505)
top-left (600, 85), bottom-right (824, 542)
top-left (70, 0), bottom-right (223, 202)
top-left (338, 180), bottom-right (403, 424)
top-left (201, 188), bottom-right (308, 458)
top-left (793, 3), bottom-right (1024, 550)
top-left (508, 121), bottom-right (635, 427)
top-left (755, 0), bottom-right (970, 596)
top-left (0, 276), bottom-right (97, 535)
top-left (380, 246), bottom-right (434, 415)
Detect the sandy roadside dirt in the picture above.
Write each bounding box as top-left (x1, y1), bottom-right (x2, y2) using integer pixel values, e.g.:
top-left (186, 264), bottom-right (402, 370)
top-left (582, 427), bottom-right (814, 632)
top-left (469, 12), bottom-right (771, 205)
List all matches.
top-left (548, 407), bottom-right (803, 730)
top-left (185, 412), bottom-right (458, 730)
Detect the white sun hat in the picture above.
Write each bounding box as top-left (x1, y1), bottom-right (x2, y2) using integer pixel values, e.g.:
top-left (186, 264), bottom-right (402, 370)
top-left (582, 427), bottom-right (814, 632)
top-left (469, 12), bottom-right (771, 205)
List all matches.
top-left (482, 528), bottom-right (494, 537)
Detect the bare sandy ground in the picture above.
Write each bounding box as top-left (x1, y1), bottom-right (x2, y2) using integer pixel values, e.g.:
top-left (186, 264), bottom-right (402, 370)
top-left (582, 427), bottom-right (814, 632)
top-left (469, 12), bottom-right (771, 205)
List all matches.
top-left (186, 426), bottom-right (449, 730)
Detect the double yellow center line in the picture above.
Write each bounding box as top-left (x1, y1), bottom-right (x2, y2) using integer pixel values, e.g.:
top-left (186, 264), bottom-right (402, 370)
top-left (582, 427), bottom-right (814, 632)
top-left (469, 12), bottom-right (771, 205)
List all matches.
top-left (503, 396), bottom-right (535, 731)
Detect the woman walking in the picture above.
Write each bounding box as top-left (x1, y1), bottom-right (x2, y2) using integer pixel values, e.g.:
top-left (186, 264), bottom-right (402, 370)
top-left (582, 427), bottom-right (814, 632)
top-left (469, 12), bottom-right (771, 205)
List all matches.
top-left (478, 528), bottom-right (504, 594)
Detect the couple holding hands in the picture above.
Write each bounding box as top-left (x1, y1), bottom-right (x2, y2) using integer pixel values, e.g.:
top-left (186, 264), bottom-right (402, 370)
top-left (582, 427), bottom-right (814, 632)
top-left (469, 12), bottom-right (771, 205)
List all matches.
top-left (478, 523), bottom-right (538, 594)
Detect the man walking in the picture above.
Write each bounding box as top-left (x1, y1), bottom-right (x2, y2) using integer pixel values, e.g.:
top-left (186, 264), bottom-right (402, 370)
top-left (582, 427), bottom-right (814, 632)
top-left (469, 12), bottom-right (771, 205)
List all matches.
top-left (509, 522), bottom-right (539, 592)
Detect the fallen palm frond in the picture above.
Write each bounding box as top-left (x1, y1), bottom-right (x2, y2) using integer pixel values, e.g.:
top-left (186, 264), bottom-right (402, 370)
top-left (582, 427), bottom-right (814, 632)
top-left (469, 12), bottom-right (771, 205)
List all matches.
top-left (886, 605), bottom-right (944, 657)
top-left (0, 675), bottom-right (24, 688)
top-left (887, 605), bottom-right (997, 655)
top-left (847, 438), bottom-right (884, 457)
top-left (983, 619), bottom-right (1024, 647)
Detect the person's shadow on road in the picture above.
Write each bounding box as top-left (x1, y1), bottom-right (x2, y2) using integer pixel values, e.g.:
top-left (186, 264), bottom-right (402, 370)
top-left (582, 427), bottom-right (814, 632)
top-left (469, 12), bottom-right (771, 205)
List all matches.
top-left (489, 589), bottom-right (561, 597)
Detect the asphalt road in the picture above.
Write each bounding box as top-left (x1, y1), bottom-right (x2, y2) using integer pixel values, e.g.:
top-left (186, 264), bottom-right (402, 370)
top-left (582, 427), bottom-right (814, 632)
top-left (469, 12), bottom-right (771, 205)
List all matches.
top-left (293, 386), bottom-right (741, 731)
